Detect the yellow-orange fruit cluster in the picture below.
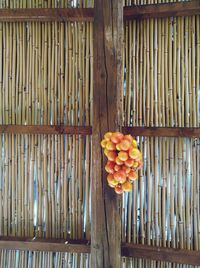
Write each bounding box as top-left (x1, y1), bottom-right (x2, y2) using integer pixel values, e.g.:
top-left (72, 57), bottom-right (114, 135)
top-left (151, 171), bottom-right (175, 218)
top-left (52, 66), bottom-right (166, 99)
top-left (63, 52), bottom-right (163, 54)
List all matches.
top-left (101, 132), bottom-right (143, 194)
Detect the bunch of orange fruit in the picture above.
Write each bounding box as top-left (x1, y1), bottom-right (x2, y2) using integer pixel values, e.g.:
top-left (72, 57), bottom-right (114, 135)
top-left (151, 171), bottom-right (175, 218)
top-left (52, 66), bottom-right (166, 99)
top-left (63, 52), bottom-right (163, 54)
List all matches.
top-left (101, 131), bottom-right (143, 194)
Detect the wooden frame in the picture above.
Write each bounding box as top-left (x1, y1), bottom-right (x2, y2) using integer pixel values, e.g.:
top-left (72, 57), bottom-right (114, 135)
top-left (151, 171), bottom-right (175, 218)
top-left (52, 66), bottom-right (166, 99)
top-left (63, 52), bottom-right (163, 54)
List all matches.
top-left (0, 1), bottom-right (199, 22)
top-left (122, 243), bottom-right (200, 266)
top-left (0, 237), bottom-right (90, 253)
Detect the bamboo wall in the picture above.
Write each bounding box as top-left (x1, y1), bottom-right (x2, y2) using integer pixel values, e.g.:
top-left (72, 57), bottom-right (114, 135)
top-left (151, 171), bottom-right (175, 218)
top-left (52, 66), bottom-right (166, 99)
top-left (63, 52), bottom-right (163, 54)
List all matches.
top-left (0, 250), bottom-right (90, 267)
top-left (0, 0), bottom-right (200, 267)
top-left (122, 10), bottom-right (200, 268)
top-left (0, 0), bottom-right (93, 266)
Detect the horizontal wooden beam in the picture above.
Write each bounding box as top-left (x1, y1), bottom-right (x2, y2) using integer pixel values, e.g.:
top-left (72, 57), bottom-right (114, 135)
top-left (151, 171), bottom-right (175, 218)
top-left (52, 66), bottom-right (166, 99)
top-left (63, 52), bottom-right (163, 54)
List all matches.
top-left (0, 125), bottom-right (92, 135)
top-left (0, 236), bottom-right (90, 253)
top-left (124, 1), bottom-right (200, 20)
top-left (0, 1), bottom-right (199, 22)
top-left (0, 8), bottom-right (94, 22)
top-left (0, 125), bottom-right (199, 137)
top-left (123, 127), bottom-right (200, 137)
top-left (122, 243), bottom-right (200, 266)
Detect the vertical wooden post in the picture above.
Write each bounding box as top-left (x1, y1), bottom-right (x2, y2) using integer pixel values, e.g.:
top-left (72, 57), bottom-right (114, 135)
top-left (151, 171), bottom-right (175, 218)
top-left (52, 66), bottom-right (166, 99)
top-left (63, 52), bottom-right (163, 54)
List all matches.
top-left (91, 0), bottom-right (123, 267)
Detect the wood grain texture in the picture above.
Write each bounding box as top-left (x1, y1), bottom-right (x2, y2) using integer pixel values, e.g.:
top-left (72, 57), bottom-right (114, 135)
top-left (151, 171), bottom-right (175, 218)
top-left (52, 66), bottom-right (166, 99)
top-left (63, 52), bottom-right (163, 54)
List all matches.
top-left (91, 0), bottom-right (123, 267)
top-left (0, 237), bottom-right (90, 253)
top-left (0, 1), bottom-right (199, 22)
top-left (122, 243), bottom-right (200, 266)
top-left (0, 125), bottom-right (92, 135)
top-left (123, 127), bottom-right (200, 137)
top-left (0, 8), bottom-right (94, 22)
top-left (124, 1), bottom-right (200, 20)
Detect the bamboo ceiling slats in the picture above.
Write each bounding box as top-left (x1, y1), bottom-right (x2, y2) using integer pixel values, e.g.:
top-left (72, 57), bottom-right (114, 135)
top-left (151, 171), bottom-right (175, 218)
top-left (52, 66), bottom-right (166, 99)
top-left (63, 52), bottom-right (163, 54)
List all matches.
top-left (0, 250), bottom-right (90, 268)
top-left (0, 21), bottom-right (93, 126)
top-left (0, 134), bottom-right (91, 240)
top-left (122, 137), bottom-right (200, 267)
top-left (123, 15), bottom-right (200, 128)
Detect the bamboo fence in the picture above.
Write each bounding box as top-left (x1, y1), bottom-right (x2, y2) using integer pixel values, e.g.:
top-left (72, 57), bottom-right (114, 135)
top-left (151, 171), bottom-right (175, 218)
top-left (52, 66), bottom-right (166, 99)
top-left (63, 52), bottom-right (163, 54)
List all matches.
top-left (0, 250), bottom-right (90, 268)
top-left (0, 0), bottom-right (200, 267)
top-left (122, 5), bottom-right (200, 268)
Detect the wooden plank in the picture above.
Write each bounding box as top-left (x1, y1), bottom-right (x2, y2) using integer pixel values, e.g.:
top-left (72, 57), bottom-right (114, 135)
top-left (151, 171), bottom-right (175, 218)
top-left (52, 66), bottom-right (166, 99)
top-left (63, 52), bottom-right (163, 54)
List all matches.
top-left (0, 237), bottom-right (90, 253)
top-left (91, 0), bottom-right (123, 267)
top-left (124, 1), bottom-right (200, 20)
top-left (0, 1), bottom-right (199, 23)
top-left (123, 127), bottom-right (200, 137)
top-left (122, 243), bottom-right (200, 266)
top-left (0, 125), bottom-right (92, 135)
top-left (0, 8), bottom-right (94, 22)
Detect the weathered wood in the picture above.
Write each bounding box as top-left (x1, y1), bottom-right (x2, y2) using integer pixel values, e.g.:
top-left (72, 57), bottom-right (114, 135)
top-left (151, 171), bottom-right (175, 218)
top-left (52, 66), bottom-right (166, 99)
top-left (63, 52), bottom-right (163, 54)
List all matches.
top-left (0, 237), bottom-right (90, 253)
top-left (0, 125), bottom-right (92, 135)
top-left (123, 127), bottom-right (200, 137)
top-left (124, 1), bottom-right (200, 20)
top-left (91, 0), bottom-right (123, 267)
top-left (122, 243), bottom-right (200, 266)
top-left (0, 1), bottom-right (199, 23)
top-left (0, 8), bottom-right (94, 22)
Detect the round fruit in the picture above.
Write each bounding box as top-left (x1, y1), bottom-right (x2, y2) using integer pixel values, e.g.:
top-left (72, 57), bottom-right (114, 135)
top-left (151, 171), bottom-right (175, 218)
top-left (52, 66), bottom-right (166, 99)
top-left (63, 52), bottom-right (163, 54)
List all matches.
top-left (115, 157), bottom-right (124, 166)
top-left (132, 139), bottom-right (138, 148)
top-left (127, 170), bottom-right (138, 181)
top-left (104, 132), bottom-right (113, 141)
top-left (132, 161), bottom-right (139, 169)
top-left (115, 184), bottom-right (124, 194)
top-left (122, 181), bottom-right (132, 192)
top-left (114, 164), bottom-right (121, 172)
top-left (101, 139), bottom-right (107, 148)
top-left (107, 151), bottom-right (117, 161)
top-left (124, 134), bottom-right (133, 143)
top-left (111, 132), bottom-right (124, 144)
top-left (105, 161), bottom-right (115, 174)
top-left (122, 165), bottom-right (131, 174)
top-left (116, 143), bottom-right (121, 151)
top-left (129, 148), bottom-right (141, 160)
top-left (119, 139), bottom-right (132, 151)
top-left (113, 170), bottom-right (126, 183)
top-left (118, 151), bottom-right (128, 162)
top-left (104, 148), bottom-right (109, 157)
top-left (107, 174), bottom-right (118, 187)
top-left (106, 141), bottom-right (116, 151)
top-left (124, 159), bottom-right (135, 168)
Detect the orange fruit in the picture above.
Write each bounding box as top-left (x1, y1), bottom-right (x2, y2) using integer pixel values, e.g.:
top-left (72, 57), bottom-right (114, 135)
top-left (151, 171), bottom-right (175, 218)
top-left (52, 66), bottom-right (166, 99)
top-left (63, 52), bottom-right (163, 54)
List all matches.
top-left (111, 132), bottom-right (124, 144)
top-left (101, 139), bottom-right (107, 148)
top-left (104, 148), bottom-right (109, 157)
top-left (115, 184), bottom-right (124, 194)
top-left (113, 170), bottom-right (126, 183)
top-left (132, 161), bottom-right (139, 169)
top-left (104, 132), bottom-right (113, 141)
top-left (122, 181), bottom-right (132, 192)
top-left (127, 170), bottom-right (138, 181)
top-left (115, 157), bottom-right (123, 166)
top-left (114, 164), bottom-right (121, 172)
top-left (122, 165), bottom-right (131, 174)
top-left (118, 151), bottom-right (128, 162)
top-left (107, 174), bottom-right (118, 186)
top-left (124, 134), bottom-right (133, 143)
top-left (105, 161), bottom-right (115, 174)
top-left (106, 141), bottom-right (116, 151)
top-left (107, 151), bottom-right (117, 161)
top-left (124, 158), bottom-right (134, 168)
top-left (132, 139), bottom-right (138, 148)
top-left (129, 148), bottom-right (141, 160)
top-left (116, 143), bottom-right (121, 151)
top-left (119, 139), bottom-right (131, 151)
